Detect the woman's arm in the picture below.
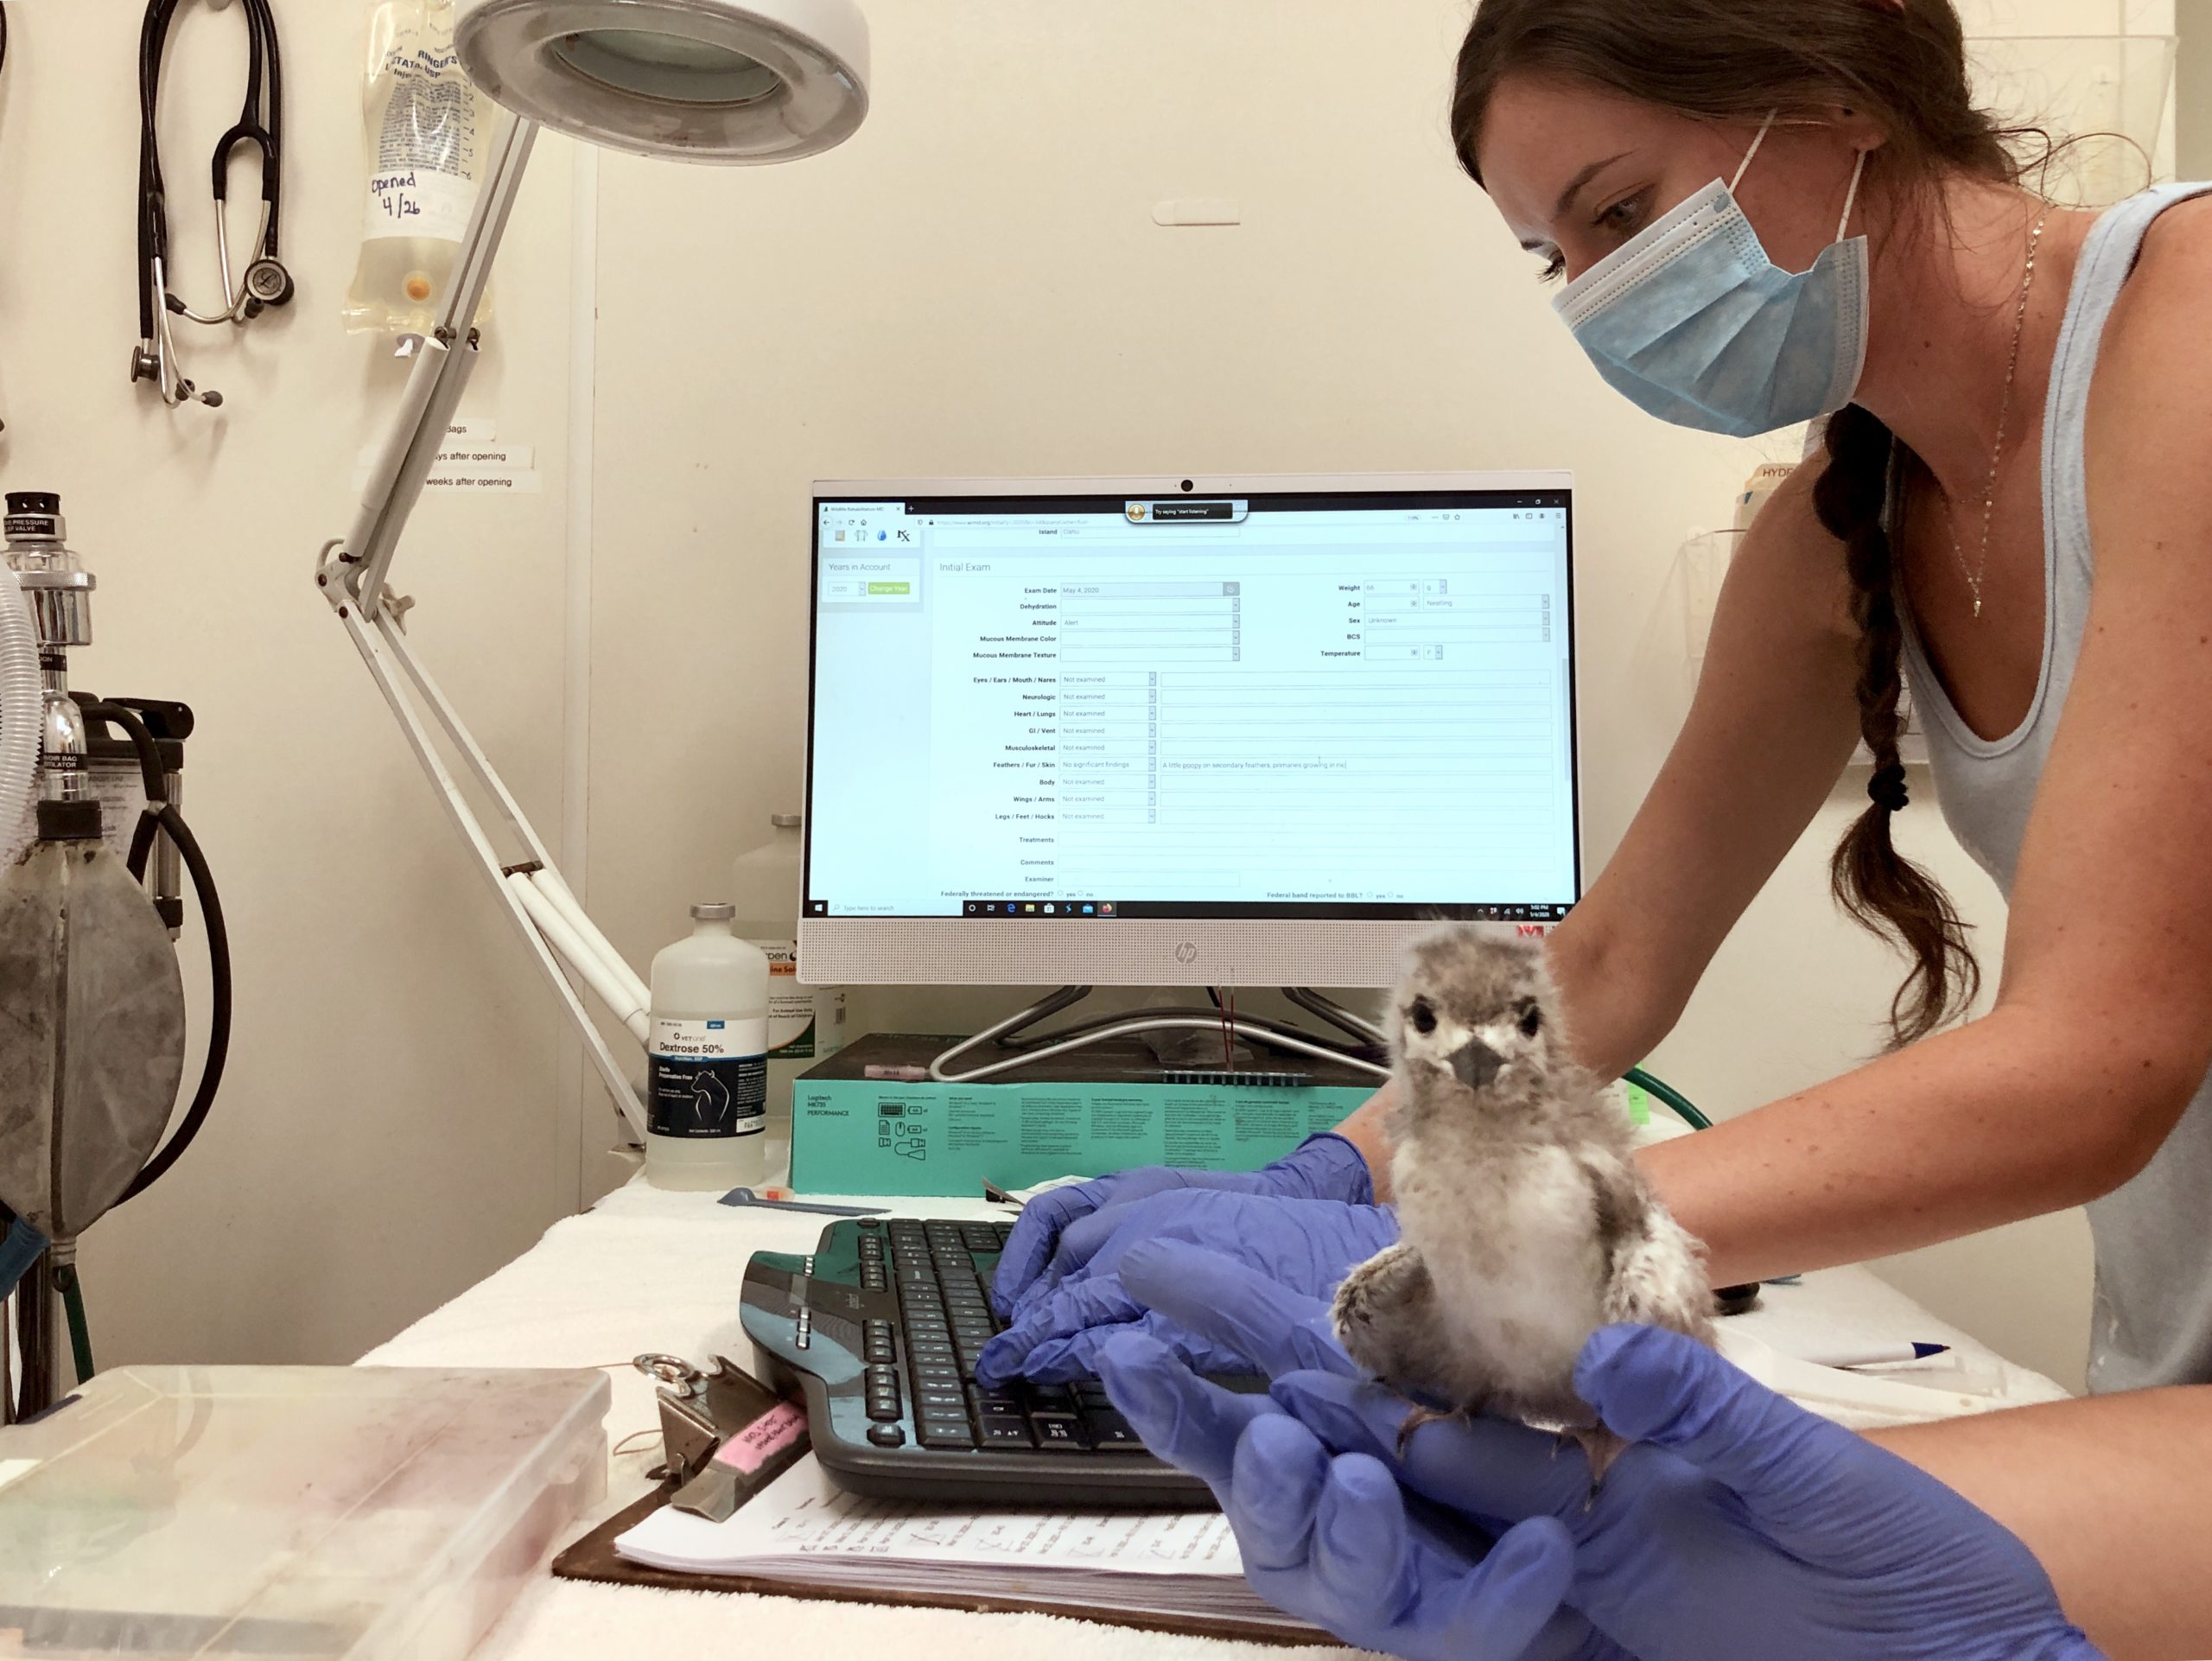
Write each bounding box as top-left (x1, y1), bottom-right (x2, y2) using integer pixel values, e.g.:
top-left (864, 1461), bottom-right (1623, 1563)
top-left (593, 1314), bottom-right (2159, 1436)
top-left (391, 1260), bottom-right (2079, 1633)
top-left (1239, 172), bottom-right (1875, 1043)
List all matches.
top-left (1874, 1387), bottom-right (2212, 1661)
top-left (1641, 209), bottom-right (2212, 1283)
top-left (1335, 466), bottom-right (1865, 1191)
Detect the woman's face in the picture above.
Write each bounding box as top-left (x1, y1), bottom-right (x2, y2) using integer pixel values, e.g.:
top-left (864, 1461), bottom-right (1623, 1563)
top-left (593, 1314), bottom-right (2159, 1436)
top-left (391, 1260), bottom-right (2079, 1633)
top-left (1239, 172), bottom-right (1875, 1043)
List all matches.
top-left (1477, 73), bottom-right (1874, 288)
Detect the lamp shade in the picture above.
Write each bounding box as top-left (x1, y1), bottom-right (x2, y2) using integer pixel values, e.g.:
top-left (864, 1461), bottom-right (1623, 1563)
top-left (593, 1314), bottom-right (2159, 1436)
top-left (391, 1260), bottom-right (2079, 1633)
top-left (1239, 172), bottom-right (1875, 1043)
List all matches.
top-left (455, 0), bottom-right (868, 163)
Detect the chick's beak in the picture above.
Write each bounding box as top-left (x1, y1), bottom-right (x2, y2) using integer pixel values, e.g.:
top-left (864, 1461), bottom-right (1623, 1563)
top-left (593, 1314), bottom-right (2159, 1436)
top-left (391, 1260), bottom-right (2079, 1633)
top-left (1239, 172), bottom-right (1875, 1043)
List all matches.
top-left (1448, 1038), bottom-right (1504, 1091)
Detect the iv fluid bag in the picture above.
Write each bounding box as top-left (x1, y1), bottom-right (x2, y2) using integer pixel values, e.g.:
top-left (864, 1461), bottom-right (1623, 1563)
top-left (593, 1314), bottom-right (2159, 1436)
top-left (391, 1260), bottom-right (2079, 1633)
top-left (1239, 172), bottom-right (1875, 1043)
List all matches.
top-left (343, 0), bottom-right (496, 336)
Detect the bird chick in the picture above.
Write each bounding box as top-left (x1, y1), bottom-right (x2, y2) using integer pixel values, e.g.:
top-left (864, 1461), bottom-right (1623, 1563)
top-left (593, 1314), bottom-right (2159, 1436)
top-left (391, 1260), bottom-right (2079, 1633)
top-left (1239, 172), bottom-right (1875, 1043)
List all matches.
top-left (1331, 926), bottom-right (1714, 1487)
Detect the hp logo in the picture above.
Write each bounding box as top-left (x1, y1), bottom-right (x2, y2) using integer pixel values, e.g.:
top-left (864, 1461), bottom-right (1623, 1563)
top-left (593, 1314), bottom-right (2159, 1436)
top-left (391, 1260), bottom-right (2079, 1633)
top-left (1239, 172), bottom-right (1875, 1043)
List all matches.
top-left (1174, 942), bottom-right (1198, 965)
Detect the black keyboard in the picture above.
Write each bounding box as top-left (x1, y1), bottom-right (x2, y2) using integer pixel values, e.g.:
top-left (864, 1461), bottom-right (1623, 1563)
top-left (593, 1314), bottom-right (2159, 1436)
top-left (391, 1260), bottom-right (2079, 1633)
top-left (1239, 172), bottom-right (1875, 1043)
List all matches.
top-left (742, 1216), bottom-right (1230, 1506)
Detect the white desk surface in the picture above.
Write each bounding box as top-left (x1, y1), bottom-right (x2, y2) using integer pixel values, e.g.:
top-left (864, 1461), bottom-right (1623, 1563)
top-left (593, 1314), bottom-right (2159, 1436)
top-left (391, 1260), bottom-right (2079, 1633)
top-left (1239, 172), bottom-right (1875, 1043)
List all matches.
top-left (360, 1172), bottom-right (2067, 1661)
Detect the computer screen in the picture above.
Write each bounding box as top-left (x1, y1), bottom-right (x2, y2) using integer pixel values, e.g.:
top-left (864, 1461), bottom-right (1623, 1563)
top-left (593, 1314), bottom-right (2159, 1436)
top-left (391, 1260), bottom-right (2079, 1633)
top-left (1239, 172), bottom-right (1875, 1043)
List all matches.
top-left (799, 474), bottom-right (1579, 987)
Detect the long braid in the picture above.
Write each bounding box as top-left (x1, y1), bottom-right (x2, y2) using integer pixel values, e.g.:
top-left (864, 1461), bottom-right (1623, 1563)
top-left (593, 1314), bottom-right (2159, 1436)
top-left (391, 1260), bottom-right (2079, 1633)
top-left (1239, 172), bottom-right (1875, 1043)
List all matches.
top-left (1813, 403), bottom-right (1981, 1045)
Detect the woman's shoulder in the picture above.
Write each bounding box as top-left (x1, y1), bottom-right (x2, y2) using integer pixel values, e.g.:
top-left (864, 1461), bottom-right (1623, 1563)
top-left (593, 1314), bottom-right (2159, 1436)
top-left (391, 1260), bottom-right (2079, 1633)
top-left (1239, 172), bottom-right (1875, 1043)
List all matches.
top-left (2099, 190), bottom-right (2212, 363)
top-left (1726, 455), bottom-right (1860, 643)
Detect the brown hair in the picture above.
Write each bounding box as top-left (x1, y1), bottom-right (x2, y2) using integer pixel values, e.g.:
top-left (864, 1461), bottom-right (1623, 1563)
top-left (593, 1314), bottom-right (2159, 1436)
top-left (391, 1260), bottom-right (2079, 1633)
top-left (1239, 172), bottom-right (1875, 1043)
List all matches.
top-left (1452, 0), bottom-right (2009, 1045)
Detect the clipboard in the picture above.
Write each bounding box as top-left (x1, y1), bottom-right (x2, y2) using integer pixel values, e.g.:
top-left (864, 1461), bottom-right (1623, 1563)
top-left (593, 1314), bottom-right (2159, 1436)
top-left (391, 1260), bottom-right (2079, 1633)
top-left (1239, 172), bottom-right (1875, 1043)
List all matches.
top-left (551, 1485), bottom-right (1329, 1647)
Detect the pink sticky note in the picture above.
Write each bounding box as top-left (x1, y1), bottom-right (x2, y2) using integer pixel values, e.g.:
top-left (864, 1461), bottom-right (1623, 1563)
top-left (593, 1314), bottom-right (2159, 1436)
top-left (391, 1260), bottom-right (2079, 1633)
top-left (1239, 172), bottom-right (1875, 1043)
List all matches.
top-left (714, 1401), bottom-right (809, 1475)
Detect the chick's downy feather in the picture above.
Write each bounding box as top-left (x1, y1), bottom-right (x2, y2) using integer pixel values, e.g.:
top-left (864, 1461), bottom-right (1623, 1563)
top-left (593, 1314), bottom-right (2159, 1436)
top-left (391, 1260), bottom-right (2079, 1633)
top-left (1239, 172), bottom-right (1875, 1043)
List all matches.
top-left (1331, 926), bottom-right (1714, 1482)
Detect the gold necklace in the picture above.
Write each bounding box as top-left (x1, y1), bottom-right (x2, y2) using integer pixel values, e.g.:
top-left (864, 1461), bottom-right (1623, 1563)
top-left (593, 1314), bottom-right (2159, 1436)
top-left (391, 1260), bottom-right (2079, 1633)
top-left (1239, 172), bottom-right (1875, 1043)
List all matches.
top-left (1950, 207), bottom-right (2050, 619)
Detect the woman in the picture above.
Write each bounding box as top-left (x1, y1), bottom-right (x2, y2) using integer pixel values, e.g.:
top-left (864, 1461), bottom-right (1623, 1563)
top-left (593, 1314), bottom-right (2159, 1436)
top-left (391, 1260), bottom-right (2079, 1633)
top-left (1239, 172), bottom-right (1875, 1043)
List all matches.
top-left (979, 0), bottom-right (2212, 1652)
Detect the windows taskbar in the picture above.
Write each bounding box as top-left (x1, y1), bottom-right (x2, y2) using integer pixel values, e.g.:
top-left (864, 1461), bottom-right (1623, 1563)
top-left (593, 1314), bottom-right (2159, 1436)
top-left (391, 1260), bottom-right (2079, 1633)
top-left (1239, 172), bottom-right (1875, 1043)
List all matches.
top-left (804, 901), bottom-right (1577, 922)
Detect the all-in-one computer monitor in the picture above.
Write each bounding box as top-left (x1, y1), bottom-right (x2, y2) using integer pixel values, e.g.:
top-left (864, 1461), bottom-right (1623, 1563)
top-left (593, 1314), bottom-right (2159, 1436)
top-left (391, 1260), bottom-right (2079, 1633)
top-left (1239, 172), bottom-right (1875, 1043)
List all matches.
top-left (799, 473), bottom-right (1579, 990)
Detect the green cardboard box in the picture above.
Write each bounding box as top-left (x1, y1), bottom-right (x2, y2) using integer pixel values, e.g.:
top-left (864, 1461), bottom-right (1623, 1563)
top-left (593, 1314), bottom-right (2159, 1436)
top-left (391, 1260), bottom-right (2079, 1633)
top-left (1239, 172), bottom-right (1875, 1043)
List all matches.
top-left (793, 1033), bottom-right (1376, 1197)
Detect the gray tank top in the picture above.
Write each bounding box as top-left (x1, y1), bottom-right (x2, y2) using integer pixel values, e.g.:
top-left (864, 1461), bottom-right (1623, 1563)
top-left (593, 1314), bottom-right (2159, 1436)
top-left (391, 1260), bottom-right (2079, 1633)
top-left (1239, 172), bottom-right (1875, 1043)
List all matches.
top-left (1895, 181), bottom-right (2212, 1394)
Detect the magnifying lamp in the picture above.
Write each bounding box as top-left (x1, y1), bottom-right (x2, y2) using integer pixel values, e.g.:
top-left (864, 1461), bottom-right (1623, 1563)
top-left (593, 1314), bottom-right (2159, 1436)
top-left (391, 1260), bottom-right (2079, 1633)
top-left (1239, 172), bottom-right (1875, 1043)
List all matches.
top-left (460, 0), bottom-right (867, 162)
top-left (315, 0), bottom-right (869, 1136)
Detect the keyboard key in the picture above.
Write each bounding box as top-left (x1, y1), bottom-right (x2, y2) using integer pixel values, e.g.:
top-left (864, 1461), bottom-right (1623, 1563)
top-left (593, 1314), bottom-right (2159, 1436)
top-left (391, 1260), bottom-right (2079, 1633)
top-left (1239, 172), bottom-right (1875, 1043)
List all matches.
top-left (915, 1386), bottom-right (966, 1415)
top-left (863, 1333), bottom-right (893, 1365)
top-left (978, 1418), bottom-right (1034, 1448)
top-left (866, 1396), bottom-right (902, 1422)
top-left (960, 1225), bottom-right (1001, 1251)
top-left (1083, 1408), bottom-right (1146, 1450)
top-left (914, 1364), bottom-right (963, 1390)
top-left (1074, 1382), bottom-right (1115, 1409)
top-left (1027, 1384), bottom-right (1076, 1411)
top-left (969, 1387), bottom-right (1024, 1416)
top-left (867, 1422), bottom-right (906, 1448)
top-left (918, 1416), bottom-right (976, 1449)
top-left (1031, 1414), bottom-right (1089, 1450)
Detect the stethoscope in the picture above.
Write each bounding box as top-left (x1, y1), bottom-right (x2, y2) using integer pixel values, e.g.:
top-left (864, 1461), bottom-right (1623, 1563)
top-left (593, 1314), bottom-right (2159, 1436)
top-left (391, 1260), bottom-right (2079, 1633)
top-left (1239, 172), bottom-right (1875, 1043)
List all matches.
top-left (131, 0), bottom-right (294, 410)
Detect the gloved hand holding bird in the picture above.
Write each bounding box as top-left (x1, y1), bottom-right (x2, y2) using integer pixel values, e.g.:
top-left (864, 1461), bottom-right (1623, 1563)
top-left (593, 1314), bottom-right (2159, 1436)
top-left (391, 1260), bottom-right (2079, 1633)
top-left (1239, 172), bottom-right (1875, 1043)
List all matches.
top-left (1331, 925), bottom-right (1715, 1485)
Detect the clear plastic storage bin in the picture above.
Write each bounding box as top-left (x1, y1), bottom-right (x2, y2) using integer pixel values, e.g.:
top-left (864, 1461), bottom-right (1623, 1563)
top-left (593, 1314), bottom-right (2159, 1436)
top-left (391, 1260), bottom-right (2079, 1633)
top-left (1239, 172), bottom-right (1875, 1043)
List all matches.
top-left (0, 1365), bottom-right (607, 1660)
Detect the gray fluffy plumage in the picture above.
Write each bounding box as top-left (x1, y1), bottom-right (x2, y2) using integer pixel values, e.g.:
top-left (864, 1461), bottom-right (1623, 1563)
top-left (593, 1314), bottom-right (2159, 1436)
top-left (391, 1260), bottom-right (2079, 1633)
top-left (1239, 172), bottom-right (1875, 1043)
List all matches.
top-left (1332, 926), bottom-right (1715, 1483)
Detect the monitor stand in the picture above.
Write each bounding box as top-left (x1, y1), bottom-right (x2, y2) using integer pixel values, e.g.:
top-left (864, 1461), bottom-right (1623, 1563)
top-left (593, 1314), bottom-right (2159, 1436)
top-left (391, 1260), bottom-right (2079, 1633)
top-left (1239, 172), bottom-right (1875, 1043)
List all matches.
top-left (929, 986), bottom-right (1393, 1086)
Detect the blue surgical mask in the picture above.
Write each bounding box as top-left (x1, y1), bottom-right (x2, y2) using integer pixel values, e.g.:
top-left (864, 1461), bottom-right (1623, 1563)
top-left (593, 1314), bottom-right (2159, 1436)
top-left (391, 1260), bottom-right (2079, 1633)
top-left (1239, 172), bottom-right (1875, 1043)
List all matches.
top-left (1553, 115), bottom-right (1870, 438)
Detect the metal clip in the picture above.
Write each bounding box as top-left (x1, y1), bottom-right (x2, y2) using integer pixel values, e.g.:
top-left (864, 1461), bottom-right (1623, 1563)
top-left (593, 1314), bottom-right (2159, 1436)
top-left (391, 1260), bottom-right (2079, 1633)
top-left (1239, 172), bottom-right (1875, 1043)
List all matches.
top-left (632, 1352), bottom-right (805, 1523)
top-left (633, 1352), bottom-right (717, 1483)
top-left (634, 1353), bottom-right (779, 1484)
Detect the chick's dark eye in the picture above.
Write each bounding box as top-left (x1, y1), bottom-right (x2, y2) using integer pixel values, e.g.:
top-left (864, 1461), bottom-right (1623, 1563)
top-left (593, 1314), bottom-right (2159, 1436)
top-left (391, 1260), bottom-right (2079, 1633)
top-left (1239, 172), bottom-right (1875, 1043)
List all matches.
top-left (1408, 998), bottom-right (1437, 1035)
top-left (1518, 1001), bottom-right (1542, 1037)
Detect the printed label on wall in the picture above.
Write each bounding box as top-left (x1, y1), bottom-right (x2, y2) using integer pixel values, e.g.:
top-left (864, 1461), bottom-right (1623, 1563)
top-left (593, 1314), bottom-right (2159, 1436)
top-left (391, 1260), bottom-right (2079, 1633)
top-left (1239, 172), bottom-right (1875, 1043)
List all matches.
top-left (351, 417), bottom-right (540, 494)
top-left (650, 1016), bottom-right (767, 1139)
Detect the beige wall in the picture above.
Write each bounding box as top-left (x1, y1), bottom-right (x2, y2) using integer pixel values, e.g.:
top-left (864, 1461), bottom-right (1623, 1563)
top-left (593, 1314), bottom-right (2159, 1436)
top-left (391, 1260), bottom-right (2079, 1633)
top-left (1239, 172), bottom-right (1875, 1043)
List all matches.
top-left (0, 2), bottom-right (584, 1365)
top-left (2182, 0), bottom-right (2212, 173)
top-left (7, 0), bottom-right (2177, 1390)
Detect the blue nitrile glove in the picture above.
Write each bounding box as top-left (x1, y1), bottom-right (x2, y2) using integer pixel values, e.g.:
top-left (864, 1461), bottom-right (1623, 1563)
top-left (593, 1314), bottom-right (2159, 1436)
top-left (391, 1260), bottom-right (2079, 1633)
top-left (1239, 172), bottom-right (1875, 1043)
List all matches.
top-left (1102, 1241), bottom-right (2106, 1661)
top-left (1091, 1246), bottom-right (1608, 1661)
top-left (988, 1131), bottom-right (1373, 1319)
top-left (975, 1187), bottom-right (1395, 1387)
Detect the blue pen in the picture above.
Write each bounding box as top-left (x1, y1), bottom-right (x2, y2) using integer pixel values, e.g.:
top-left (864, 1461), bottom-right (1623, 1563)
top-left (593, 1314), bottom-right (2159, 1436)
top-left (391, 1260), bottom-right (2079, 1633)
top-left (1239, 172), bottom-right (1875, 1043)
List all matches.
top-left (1800, 1340), bottom-right (1953, 1369)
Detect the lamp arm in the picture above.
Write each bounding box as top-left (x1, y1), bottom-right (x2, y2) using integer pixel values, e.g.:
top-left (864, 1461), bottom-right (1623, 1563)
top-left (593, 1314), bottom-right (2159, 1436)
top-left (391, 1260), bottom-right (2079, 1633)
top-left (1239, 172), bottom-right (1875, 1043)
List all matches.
top-left (317, 108), bottom-right (654, 1141)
